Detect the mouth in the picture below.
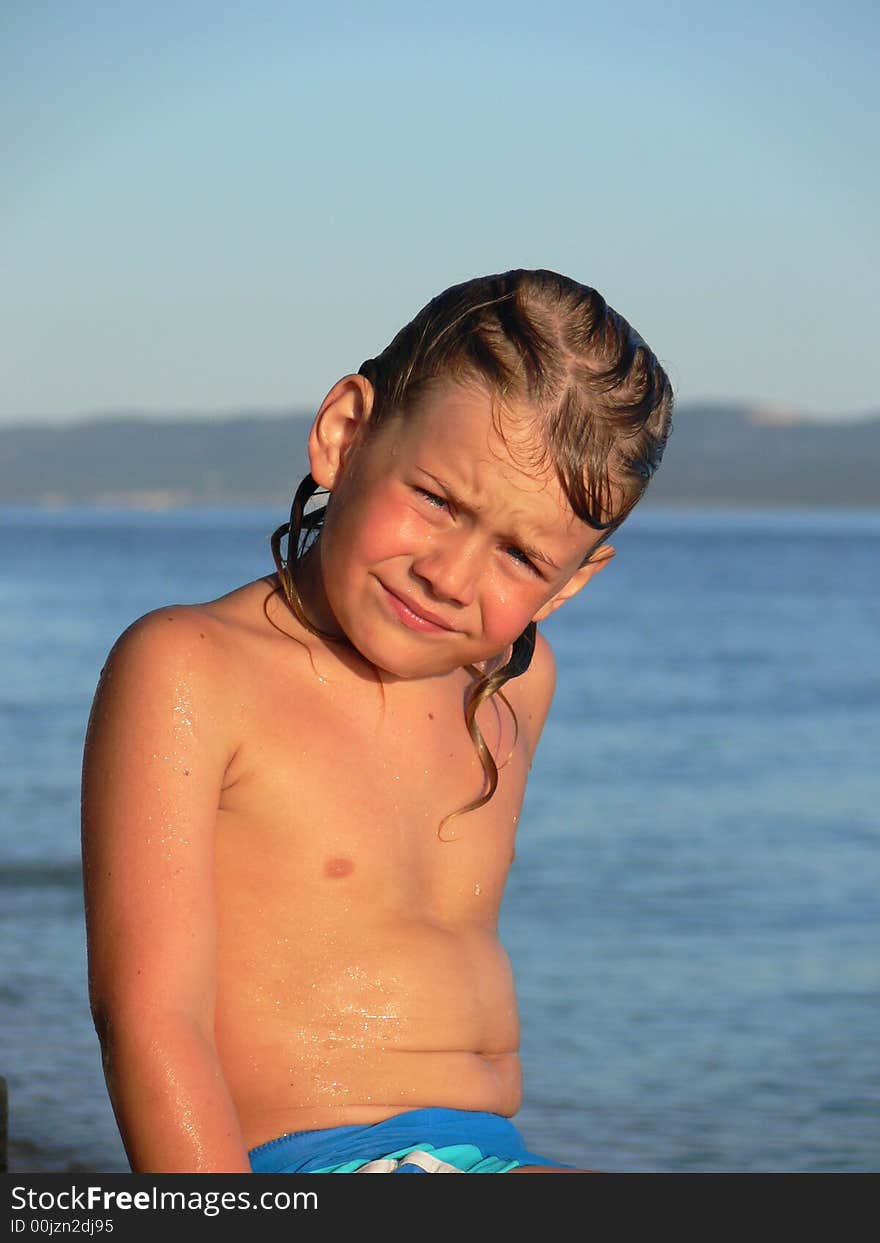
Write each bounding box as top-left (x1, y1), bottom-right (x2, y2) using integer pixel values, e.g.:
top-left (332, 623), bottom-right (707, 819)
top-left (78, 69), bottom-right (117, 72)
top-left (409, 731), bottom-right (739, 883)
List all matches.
top-left (378, 583), bottom-right (459, 634)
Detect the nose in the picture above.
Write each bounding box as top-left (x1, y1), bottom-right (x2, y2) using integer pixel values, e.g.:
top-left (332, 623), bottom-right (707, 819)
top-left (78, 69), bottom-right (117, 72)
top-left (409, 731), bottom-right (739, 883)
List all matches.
top-left (411, 531), bottom-right (483, 606)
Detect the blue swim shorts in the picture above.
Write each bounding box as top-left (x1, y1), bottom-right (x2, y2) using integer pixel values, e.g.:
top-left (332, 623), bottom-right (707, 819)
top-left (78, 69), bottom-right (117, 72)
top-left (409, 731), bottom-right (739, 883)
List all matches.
top-left (248, 1107), bottom-right (569, 1173)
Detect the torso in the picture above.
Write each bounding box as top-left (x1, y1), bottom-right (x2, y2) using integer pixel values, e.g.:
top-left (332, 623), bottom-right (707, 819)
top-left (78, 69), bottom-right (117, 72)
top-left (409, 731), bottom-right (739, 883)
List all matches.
top-left (190, 575), bottom-right (548, 1149)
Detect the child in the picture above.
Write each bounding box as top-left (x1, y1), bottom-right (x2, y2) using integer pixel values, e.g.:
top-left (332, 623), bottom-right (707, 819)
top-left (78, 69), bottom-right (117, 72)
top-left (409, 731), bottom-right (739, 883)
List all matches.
top-left (81, 269), bottom-right (673, 1174)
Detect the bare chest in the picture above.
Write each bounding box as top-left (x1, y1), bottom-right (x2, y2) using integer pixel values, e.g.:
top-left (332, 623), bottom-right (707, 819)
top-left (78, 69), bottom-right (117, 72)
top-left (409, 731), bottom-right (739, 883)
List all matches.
top-left (216, 642), bottom-right (528, 922)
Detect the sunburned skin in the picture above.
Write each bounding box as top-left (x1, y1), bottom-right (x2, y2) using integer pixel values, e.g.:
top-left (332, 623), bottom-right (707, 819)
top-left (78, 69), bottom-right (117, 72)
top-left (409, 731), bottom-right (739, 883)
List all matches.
top-left (82, 378), bottom-right (615, 1172)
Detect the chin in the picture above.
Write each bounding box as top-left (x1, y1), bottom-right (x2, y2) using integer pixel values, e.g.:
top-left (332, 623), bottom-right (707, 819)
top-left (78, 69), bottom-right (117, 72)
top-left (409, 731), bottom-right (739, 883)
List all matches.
top-left (348, 636), bottom-right (463, 681)
top-left (365, 652), bottom-right (460, 680)
top-left (344, 614), bottom-right (511, 681)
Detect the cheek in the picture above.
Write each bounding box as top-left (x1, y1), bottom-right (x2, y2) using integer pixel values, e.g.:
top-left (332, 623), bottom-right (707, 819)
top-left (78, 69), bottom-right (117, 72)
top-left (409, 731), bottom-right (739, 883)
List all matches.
top-left (329, 490), bottom-right (420, 569)
top-left (479, 574), bottom-right (544, 644)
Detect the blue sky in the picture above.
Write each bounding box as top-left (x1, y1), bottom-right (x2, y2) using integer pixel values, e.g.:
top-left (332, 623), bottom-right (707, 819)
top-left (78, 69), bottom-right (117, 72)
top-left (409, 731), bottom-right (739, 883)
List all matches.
top-left (2, 0), bottom-right (877, 422)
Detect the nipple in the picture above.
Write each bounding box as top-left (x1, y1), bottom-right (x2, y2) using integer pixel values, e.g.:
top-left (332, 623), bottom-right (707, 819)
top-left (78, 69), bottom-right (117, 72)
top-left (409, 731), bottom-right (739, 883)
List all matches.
top-left (324, 856), bottom-right (354, 879)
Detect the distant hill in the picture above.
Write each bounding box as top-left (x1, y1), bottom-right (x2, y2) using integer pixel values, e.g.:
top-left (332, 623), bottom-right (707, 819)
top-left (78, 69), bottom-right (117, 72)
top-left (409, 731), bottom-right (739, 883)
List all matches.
top-left (647, 404), bottom-right (880, 507)
top-left (0, 404), bottom-right (878, 507)
top-left (0, 411), bottom-right (313, 507)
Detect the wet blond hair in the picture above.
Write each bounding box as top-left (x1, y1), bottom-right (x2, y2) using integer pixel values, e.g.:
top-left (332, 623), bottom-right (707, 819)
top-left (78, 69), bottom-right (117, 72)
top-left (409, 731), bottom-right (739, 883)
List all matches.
top-left (272, 270), bottom-right (673, 830)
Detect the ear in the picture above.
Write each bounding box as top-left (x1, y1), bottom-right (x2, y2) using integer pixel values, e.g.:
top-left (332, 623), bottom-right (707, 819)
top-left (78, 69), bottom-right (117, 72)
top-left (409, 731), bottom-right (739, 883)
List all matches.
top-left (308, 374), bottom-right (375, 490)
top-left (531, 544), bottom-right (615, 622)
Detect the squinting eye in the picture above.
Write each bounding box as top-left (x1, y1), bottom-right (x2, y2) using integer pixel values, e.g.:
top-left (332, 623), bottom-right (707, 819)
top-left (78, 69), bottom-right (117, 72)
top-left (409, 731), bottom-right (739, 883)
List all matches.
top-left (416, 488), bottom-right (448, 509)
top-left (506, 546), bottom-right (539, 573)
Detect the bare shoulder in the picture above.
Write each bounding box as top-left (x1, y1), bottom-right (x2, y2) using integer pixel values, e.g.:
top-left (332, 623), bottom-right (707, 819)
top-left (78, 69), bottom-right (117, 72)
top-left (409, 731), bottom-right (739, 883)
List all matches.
top-left (99, 578), bottom-right (272, 689)
top-left (88, 585), bottom-right (272, 771)
top-left (107, 602), bottom-right (222, 664)
top-left (503, 628), bottom-right (558, 760)
top-left (96, 604), bottom-right (226, 716)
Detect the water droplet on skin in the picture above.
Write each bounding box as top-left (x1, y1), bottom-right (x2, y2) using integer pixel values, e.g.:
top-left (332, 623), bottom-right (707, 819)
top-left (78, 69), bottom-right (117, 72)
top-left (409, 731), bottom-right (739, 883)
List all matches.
top-left (474, 883), bottom-right (481, 896)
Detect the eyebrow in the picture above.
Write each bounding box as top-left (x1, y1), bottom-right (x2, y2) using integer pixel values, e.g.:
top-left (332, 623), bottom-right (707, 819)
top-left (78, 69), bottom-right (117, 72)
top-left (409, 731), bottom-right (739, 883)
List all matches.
top-left (418, 469), bottom-right (561, 571)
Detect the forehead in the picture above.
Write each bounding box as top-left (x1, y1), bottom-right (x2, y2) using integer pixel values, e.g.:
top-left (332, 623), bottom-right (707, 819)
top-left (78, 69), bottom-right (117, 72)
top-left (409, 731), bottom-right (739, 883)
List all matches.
top-left (383, 380), bottom-right (596, 551)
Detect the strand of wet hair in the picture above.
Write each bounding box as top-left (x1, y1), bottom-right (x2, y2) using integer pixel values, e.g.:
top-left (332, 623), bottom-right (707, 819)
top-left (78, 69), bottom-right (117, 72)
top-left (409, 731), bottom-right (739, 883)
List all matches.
top-left (270, 473), bottom-right (341, 643)
top-left (437, 622), bottom-right (536, 840)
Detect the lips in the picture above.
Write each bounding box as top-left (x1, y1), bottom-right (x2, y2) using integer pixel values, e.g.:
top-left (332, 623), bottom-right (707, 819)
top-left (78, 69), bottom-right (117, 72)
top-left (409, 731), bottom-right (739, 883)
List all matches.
top-left (379, 582), bottom-right (458, 633)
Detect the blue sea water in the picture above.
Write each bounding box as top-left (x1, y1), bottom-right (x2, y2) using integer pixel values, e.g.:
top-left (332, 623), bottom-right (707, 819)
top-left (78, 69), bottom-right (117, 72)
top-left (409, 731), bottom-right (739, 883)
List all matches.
top-left (0, 505), bottom-right (878, 1173)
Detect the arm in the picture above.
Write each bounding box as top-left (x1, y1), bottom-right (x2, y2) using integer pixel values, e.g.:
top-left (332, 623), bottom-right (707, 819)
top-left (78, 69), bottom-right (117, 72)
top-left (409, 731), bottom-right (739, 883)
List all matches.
top-left (81, 608), bottom-right (251, 1173)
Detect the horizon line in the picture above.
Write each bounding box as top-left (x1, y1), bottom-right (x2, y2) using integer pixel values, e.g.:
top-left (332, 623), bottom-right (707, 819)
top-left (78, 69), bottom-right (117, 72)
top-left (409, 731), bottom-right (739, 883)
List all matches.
top-left (1, 399), bottom-right (879, 430)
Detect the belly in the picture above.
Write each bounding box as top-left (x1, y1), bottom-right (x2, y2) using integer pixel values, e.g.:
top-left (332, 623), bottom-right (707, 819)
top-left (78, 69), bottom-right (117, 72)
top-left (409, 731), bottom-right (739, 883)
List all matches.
top-left (214, 916), bottom-right (522, 1145)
